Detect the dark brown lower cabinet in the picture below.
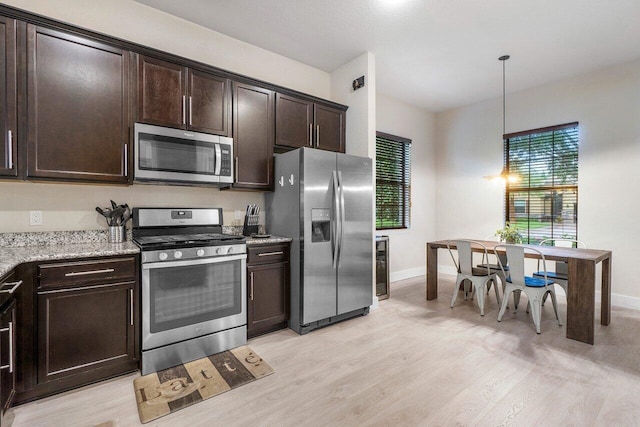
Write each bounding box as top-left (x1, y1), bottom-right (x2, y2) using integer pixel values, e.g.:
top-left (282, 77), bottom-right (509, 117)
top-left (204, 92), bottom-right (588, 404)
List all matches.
top-left (247, 243), bottom-right (290, 338)
top-left (15, 255), bottom-right (139, 404)
top-left (37, 281), bottom-right (136, 383)
top-left (0, 299), bottom-right (16, 426)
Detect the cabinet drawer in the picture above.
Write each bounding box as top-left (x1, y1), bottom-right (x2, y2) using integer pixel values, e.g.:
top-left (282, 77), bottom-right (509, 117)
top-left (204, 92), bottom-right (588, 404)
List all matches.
top-left (38, 257), bottom-right (136, 289)
top-left (247, 244), bottom-right (290, 265)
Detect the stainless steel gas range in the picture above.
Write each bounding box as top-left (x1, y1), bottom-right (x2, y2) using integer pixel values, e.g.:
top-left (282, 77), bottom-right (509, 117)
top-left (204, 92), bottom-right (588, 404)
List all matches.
top-left (132, 207), bottom-right (247, 375)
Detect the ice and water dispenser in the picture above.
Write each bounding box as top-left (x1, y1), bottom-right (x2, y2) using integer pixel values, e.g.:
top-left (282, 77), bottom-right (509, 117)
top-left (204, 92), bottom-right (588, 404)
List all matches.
top-left (311, 209), bottom-right (331, 242)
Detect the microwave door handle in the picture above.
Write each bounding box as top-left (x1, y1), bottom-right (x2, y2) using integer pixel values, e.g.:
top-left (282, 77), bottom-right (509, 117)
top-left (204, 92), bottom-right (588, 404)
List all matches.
top-left (214, 143), bottom-right (222, 175)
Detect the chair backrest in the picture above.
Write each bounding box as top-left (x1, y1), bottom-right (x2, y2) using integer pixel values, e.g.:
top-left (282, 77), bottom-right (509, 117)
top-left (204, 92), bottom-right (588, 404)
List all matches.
top-left (485, 235), bottom-right (507, 265)
top-left (447, 239), bottom-right (489, 276)
top-left (539, 238), bottom-right (587, 274)
top-left (539, 238), bottom-right (587, 249)
top-left (495, 244), bottom-right (550, 287)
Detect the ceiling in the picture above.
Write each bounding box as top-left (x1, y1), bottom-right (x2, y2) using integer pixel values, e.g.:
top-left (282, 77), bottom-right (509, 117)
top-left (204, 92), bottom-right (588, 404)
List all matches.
top-left (135, 0), bottom-right (640, 112)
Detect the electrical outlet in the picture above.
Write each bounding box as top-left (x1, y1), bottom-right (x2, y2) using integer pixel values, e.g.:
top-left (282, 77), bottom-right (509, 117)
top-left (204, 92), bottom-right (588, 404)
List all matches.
top-left (30, 210), bottom-right (43, 226)
top-left (234, 210), bottom-right (242, 220)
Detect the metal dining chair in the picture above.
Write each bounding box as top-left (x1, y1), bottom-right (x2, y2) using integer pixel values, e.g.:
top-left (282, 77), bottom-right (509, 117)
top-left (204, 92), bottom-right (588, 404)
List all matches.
top-left (476, 235), bottom-right (509, 297)
top-left (533, 238), bottom-right (587, 305)
top-left (495, 244), bottom-right (562, 334)
top-left (447, 239), bottom-right (500, 316)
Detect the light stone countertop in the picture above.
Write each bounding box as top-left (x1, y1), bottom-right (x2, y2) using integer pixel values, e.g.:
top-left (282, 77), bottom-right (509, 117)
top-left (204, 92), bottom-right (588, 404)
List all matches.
top-left (245, 236), bottom-right (292, 245)
top-left (0, 241), bottom-right (140, 279)
top-left (0, 230), bottom-right (291, 279)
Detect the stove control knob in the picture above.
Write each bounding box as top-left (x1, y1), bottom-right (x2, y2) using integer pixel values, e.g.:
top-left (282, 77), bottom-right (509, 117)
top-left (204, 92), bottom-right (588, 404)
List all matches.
top-left (158, 252), bottom-right (168, 261)
top-left (216, 247), bottom-right (224, 255)
top-left (196, 249), bottom-right (205, 257)
top-left (227, 247), bottom-right (234, 254)
top-left (174, 251), bottom-right (183, 259)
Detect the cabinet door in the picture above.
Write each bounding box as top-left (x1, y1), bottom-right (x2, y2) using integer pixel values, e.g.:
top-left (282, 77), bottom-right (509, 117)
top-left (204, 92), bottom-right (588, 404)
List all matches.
top-left (247, 262), bottom-right (289, 338)
top-left (138, 55), bottom-right (186, 129)
top-left (26, 25), bottom-right (130, 183)
top-left (232, 82), bottom-right (274, 190)
top-left (0, 299), bottom-right (16, 416)
top-left (275, 93), bottom-right (313, 149)
top-left (314, 103), bottom-right (345, 153)
top-left (37, 282), bottom-right (136, 383)
top-left (0, 16), bottom-right (17, 177)
top-left (188, 69), bottom-right (230, 136)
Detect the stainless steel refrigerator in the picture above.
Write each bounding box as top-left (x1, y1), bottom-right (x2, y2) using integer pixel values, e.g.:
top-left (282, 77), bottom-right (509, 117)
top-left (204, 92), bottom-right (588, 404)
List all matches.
top-left (266, 147), bottom-right (373, 334)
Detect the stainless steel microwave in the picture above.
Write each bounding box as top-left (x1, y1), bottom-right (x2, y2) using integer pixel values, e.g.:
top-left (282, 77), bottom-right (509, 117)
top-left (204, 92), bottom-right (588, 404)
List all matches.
top-left (134, 123), bottom-right (233, 185)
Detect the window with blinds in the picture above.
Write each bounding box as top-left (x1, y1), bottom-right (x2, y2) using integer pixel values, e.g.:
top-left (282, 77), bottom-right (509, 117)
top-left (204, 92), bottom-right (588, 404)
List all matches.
top-left (505, 122), bottom-right (579, 244)
top-left (376, 132), bottom-right (411, 230)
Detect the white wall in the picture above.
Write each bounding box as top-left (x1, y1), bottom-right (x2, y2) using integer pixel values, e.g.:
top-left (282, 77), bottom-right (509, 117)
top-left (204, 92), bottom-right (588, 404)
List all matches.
top-left (377, 95), bottom-right (437, 281)
top-left (435, 59), bottom-right (640, 307)
top-left (0, 0), bottom-right (332, 233)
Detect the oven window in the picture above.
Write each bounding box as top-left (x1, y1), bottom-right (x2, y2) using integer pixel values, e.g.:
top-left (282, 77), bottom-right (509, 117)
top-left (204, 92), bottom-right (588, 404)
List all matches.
top-left (139, 133), bottom-right (216, 175)
top-left (148, 259), bottom-right (241, 333)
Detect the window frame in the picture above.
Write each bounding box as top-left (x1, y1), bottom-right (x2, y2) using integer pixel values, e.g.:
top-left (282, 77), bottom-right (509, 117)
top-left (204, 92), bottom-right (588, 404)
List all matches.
top-left (375, 131), bottom-right (412, 230)
top-left (504, 122), bottom-right (579, 244)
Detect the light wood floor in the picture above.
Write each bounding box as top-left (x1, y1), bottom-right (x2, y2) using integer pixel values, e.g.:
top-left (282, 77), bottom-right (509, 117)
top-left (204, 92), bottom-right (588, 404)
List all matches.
top-left (9, 274), bottom-right (640, 426)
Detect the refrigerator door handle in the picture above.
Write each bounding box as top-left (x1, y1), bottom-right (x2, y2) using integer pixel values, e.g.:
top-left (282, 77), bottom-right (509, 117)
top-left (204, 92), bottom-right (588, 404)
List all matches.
top-left (332, 170), bottom-right (340, 268)
top-left (337, 171), bottom-right (346, 267)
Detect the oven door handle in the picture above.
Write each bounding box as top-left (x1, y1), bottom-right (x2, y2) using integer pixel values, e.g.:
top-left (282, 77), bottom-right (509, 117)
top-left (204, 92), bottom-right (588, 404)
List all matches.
top-left (142, 253), bottom-right (247, 270)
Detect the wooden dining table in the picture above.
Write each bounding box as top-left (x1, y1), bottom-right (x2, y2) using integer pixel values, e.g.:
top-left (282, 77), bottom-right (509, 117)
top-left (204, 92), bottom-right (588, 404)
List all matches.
top-left (426, 239), bottom-right (612, 344)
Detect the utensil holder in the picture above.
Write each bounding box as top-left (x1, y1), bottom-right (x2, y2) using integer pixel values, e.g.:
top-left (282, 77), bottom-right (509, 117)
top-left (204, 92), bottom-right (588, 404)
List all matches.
top-left (242, 215), bottom-right (259, 237)
top-left (108, 225), bottom-right (126, 243)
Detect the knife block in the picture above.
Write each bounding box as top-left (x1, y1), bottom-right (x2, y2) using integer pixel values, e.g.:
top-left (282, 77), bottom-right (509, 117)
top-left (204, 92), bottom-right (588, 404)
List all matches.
top-left (242, 214), bottom-right (259, 236)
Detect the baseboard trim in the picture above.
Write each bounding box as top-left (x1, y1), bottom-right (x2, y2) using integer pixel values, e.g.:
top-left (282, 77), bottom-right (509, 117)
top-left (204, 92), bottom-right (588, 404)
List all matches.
top-left (390, 266), bottom-right (426, 283)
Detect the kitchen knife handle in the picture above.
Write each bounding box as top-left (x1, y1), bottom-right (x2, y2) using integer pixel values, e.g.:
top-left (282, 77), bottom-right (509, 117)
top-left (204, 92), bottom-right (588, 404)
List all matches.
top-left (309, 124), bottom-right (313, 146)
top-left (182, 95), bottom-right (186, 125)
top-left (250, 272), bottom-right (254, 301)
top-left (7, 130), bottom-right (13, 169)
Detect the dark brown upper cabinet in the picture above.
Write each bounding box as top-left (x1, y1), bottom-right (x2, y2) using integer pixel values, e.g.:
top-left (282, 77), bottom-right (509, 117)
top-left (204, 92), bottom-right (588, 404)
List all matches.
top-left (138, 55), bottom-right (231, 136)
top-left (230, 82), bottom-right (274, 190)
top-left (275, 93), bottom-right (346, 153)
top-left (26, 25), bottom-right (130, 183)
top-left (0, 16), bottom-right (17, 178)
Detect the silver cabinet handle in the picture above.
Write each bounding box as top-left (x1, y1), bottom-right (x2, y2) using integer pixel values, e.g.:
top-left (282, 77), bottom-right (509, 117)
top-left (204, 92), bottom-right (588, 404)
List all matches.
top-left (235, 157), bottom-right (239, 182)
top-left (130, 289), bottom-right (134, 326)
top-left (8, 321), bottom-right (13, 373)
top-left (123, 143), bottom-right (128, 177)
top-left (250, 271), bottom-right (254, 301)
top-left (7, 130), bottom-right (13, 169)
top-left (64, 268), bottom-right (114, 277)
top-left (0, 322), bottom-right (13, 372)
top-left (309, 123), bottom-right (313, 146)
top-left (0, 280), bottom-right (22, 294)
top-left (182, 95), bottom-right (186, 125)
top-left (189, 96), bottom-right (193, 126)
top-left (316, 125), bottom-right (320, 147)
top-left (257, 251), bottom-right (283, 257)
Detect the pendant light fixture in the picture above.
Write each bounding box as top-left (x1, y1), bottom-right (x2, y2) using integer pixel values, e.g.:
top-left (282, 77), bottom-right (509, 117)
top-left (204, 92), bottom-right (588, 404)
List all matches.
top-left (484, 55), bottom-right (520, 183)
